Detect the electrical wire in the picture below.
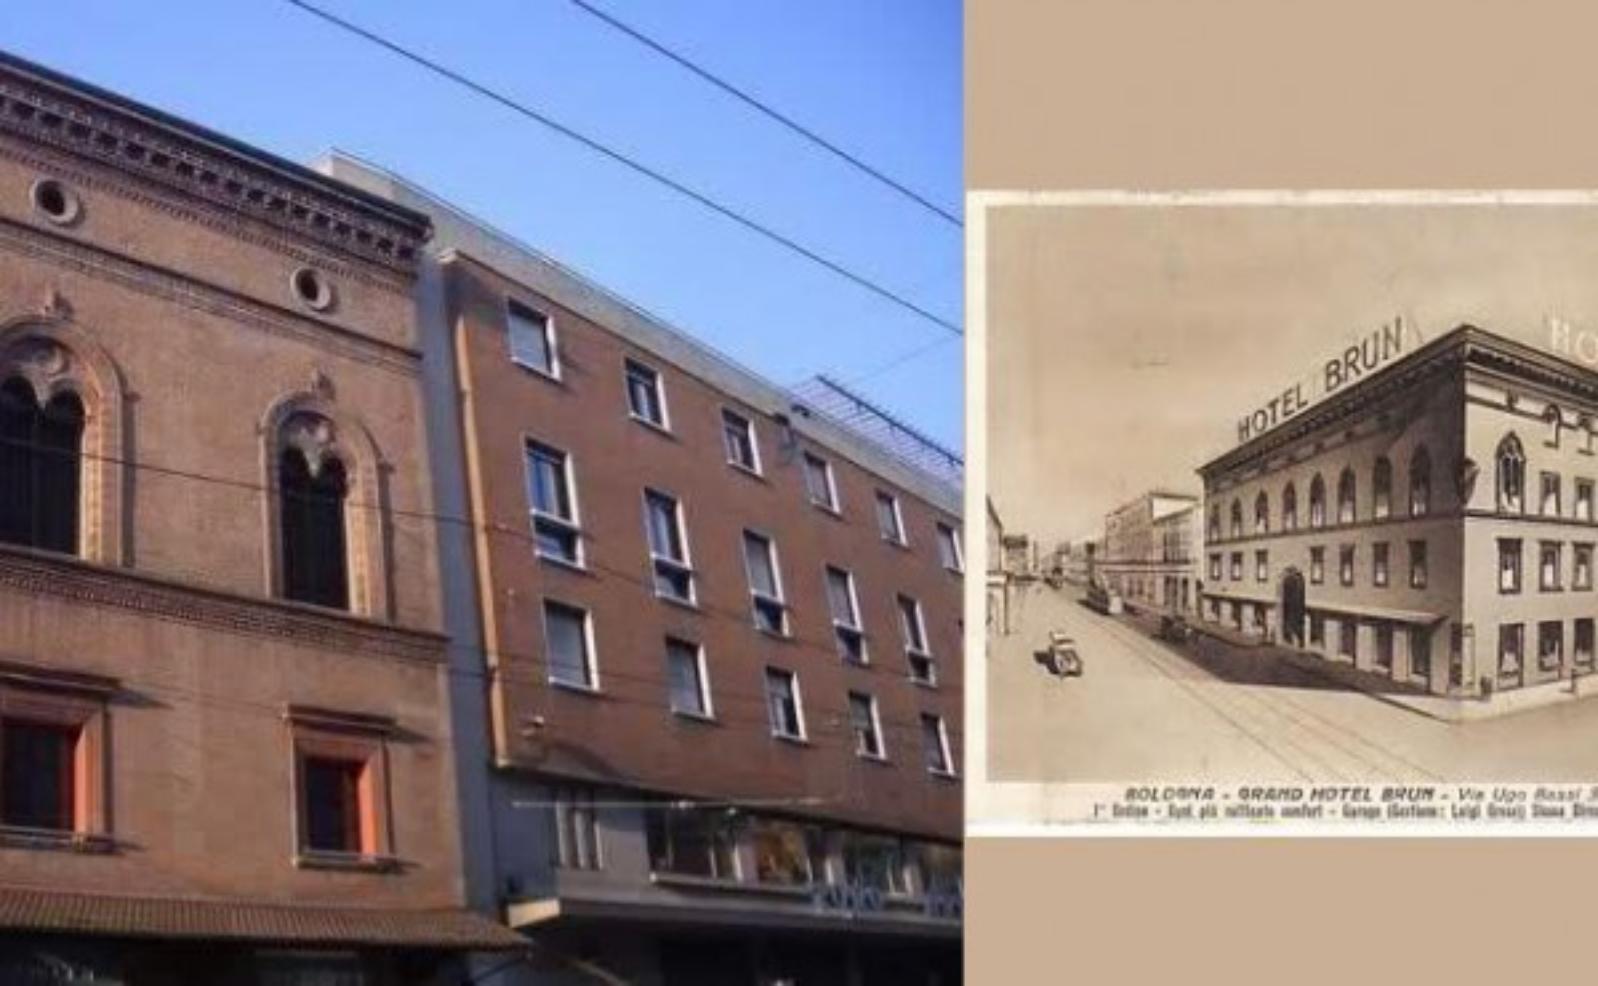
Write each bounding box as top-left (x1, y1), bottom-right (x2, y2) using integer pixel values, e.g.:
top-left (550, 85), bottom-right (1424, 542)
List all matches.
top-left (561, 0), bottom-right (962, 229)
top-left (279, 0), bottom-right (962, 338)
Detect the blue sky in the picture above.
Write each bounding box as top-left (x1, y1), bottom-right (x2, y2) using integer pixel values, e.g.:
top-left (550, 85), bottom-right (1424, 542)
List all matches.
top-left (1, 0), bottom-right (963, 449)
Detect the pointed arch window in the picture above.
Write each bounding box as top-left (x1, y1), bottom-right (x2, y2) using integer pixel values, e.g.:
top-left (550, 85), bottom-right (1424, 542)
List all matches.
top-left (1282, 482), bottom-right (1298, 531)
top-left (1308, 475), bottom-right (1326, 528)
top-left (278, 413), bottom-right (350, 610)
top-left (1373, 457), bottom-right (1393, 520)
top-left (1409, 446), bottom-right (1431, 517)
top-left (1253, 491), bottom-right (1269, 534)
top-left (1497, 434), bottom-right (1525, 514)
top-left (1207, 505), bottom-right (1221, 542)
top-left (1337, 468), bottom-right (1357, 524)
top-left (1229, 499), bottom-right (1243, 539)
top-left (0, 377), bottom-right (83, 554)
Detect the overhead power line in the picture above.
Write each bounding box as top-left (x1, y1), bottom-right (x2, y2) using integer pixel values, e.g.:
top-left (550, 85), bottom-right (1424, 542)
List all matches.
top-left (281, 0), bottom-right (962, 338)
top-left (563, 0), bottom-right (963, 229)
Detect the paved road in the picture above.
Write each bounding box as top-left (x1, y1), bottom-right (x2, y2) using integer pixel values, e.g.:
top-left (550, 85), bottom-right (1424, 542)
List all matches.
top-left (990, 582), bottom-right (1598, 782)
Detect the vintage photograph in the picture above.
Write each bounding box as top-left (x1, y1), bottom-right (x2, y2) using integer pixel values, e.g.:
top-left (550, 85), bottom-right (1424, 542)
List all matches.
top-left (980, 195), bottom-right (1598, 805)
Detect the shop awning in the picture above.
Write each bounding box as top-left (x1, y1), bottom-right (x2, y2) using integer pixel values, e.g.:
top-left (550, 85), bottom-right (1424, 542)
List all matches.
top-left (0, 886), bottom-right (527, 950)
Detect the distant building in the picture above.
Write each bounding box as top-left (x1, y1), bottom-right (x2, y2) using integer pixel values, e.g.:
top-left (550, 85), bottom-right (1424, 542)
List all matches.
top-left (987, 498), bottom-right (1012, 635)
top-left (1100, 492), bottom-right (1200, 612)
top-left (1200, 323), bottom-right (1598, 711)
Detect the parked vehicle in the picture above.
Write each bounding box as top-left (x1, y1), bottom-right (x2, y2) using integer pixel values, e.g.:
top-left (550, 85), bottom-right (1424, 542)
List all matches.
top-left (1158, 613), bottom-right (1193, 644)
top-left (1084, 582), bottom-right (1123, 616)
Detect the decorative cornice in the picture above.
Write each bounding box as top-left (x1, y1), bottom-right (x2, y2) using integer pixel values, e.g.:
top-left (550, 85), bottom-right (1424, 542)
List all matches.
top-left (0, 215), bottom-right (421, 376)
top-left (0, 54), bottom-right (429, 275)
top-left (0, 544), bottom-right (446, 666)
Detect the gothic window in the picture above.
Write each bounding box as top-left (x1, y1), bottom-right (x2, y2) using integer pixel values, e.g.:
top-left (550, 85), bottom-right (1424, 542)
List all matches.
top-left (1337, 467), bottom-right (1356, 524)
top-left (1282, 482), bottom-right (1298, 531)
top-left (1229, 499), bottom-right (1243, 539)
top-left (1309, 474), bottom-right (1326, 528)
top-left (1253, 491), bottom-right (1269, 534)
top-left (0, 376), bottom-right (82, 554)
top-left (1373, 457), bottom-right (1392, 520)
top-left (278, 413), bottom-right (350, 610)
top-left (1497, 434), bottom-right (1525, 513)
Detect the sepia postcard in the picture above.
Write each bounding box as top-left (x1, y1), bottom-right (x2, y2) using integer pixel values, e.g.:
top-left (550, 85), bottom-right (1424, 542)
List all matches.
top-left (969, 191), bottom-right (1598, 831)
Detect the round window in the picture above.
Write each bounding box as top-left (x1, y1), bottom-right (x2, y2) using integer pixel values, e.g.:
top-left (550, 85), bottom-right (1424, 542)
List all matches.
top-left (31, 178), bottom-right (81, 225)
top-left (290, 266), bottom-right (336, 312)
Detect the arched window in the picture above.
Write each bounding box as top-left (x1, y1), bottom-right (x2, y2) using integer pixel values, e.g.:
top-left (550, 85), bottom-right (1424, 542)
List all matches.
top-left (1254, 491), bottom-right (1269, 534)
top-left (1309, 474), bottom-right (1326, 528)
top-left (1373, 457), bottom-right (1393, 520)
top-left (1208, 505), bottom-right (1221, 542)
top-left (1497, 434), bottom-right (1525, 513)
top-left (1337, 468), bottom-right (1356, 524)
top-left (1229, 499), bottom-right (1243, 539)
top-left (1282, 482), bottom-right (1298, 531)
top-left (1409, 446), bottom-right (1431, 517)
top-left (0, 376), bottom-right (83, 553)
top-left (278, 413), bottom-right (350, 610)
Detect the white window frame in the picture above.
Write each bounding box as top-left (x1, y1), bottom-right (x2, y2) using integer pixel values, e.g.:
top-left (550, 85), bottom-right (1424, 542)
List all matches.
top-left (802, 451), bottom-right (840, 513)
top-left (507, 298), bottom-right (560, 380)
top-left (764, 667), bottom-right (806, 741)
top-left (848, 691), bottom-right (887, 761)
top-left (743, 529), bottom-right (790, 636)
top-left (524, 439), bottom-right (584, 568)
top-left (623, 357), bottom-right (670, 431)
top-left (665, 637), bottom-right (713, 720)
top-left (542, 599), bottom-right (598, 692)
top-left (643, 488), bottom-right (696, 605)
top-left (876, 490), bottom-right (908, 546)
top-left (721, 407), bottom-right (763, 475)
top-left (825, 564), bottom-right (869, 664)
top-left (898, 594), bottom-right (936, 685)
top-left (936, 522), bottom-right (964, 573)
top-left (921, 713), bottom-right (955, 778)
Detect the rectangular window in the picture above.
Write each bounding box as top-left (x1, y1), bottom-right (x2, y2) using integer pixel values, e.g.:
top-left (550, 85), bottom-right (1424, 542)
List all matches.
top-left (1542, 471), bottom-right (1562, 517)
top-left (1375, 623), bottom-right (1394, 671)
top-left (936, 523), bottom-right (964, 573)
top-left (1411, 627), bottom-right (1432, 679)
top-left (1540, 541), bottom-right (1563, 591)
top-left (743, 531), bottom-right (789, 635)
top-left (1499, 538), bottom-right (1522, 593)
top-left (507, 300), bottom-right (557, 377)
top-left (1577, 619), bottom-right (1595, 668)
top-left (646, 804), bottom-right (739, 881)
top-left (876, 490), bottom-right (907, 545)
top-left (525, 441), bottom-right (581, 565)
top-left (1577, 544), bottom-right (1594, 590)
top-left (1229, 552), bottom-right (1242, 580)
top-left (1339, 620), bottom-right (1357, 659)
top-left (665, 638), bottom-right (711, 718)
top-left (848, 692), bottom-right (885, 759)
top-left (921, 713), bottom-right (954, 776)
top-left (544, 601), bottom-right (596, 690)
top-left (843, 833), bottom-right (909, 896)
top-left (1209, 553), bottom-right (1222, 581)
top-left (624, 358), bottom-right (668, 429)
top-left (1, 719), bottom-right (78, 832)
top-left (722, 409), bottom-right (761, 474)
top-left (551, 786), bottom-right (601, 870)
top-left (764, 668), bottom-right (805, 740)
top-left (289, 710), bottom-right (393, 864)
top-left (644, 489), bottom-right (694, 602)
top-left (1309, 547), bottom-right (1325, 585)
top-left (826, 566), bottom-right (867, 664)
top-left (803, 453), bottom-right (839, 512)
top-left (1499, 623), bottom-right (1524, 686)
top-left (1254, 550), bottom-right (1268, 583)
top-left (1539, 621), bottom-right (1564, 672)
top-left (751, 817), bottom-right (825, 886)
top-left (1339, 545), bottom-right (1355, 587)
top-left (1309, 612), bottom-right (1325, 646)
top-left (1579, 479), bottom-right (1595, 522)
top-left (1409, 540), bottom-right (1428, 589)
top-left (899, 595), bottom-right (935, 684)
top-left (1372, 542), bottom-right (1389, 588)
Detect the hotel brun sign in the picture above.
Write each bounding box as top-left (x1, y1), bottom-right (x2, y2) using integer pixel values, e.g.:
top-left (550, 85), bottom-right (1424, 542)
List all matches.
top-left (1236, 319), bottom-right (1408, 445)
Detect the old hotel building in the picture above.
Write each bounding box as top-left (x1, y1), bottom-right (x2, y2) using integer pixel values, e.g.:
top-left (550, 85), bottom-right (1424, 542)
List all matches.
top-left (323, 156), bottom-right (964, 984)
top-left (0, 53), bottom-right (521, 982)
top-left (1099, 491), bottom-right (1198, 614)
top-left (1200, 321), bottom-right (1598, 712)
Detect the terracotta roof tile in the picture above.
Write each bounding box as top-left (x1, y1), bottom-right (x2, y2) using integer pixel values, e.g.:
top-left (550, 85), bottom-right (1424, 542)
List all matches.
top-left (0, 887), bottom-right (526, 950)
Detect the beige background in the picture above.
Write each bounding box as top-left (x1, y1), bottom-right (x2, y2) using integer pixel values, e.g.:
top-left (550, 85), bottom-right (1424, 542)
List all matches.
top-left (967, 0), bottom-right (1598, 981)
